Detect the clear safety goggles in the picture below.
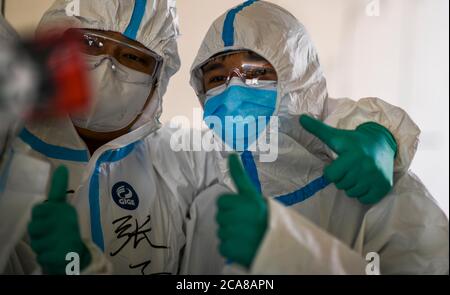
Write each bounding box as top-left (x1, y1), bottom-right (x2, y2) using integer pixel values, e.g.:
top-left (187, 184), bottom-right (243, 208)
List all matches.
top-left (68, 29), bottom-right (163, 79)
top-left (201, 50), bottom-right (278, 93)
top-left (83, 54), bottom-right (155, 84)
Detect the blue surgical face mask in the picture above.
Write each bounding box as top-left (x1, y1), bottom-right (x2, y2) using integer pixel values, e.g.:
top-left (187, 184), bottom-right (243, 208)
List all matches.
top-left (203, 78), bottom-right (277, 151)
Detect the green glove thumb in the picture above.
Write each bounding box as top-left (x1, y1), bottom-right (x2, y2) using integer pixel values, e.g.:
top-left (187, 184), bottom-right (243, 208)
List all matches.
top-left (47, 165), bottom-right (69, 203)
top-left (228, 154), bottom-right (259, 198)
top-left (299, 114), bottom-right (346, 154)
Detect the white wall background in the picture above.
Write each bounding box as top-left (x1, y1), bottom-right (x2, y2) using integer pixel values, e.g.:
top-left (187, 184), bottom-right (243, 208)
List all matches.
top-left (4, 0), bottom-right (449, 216)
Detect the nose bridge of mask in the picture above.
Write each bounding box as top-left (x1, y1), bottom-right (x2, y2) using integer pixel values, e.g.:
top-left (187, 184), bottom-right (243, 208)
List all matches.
top-left (204, 85), bottom-right (242, 116)
top-left (229, 67), bottom-right (246, 80)
top-left (85, 54), bottom-right (115, 70)
top-left (204, 78), bottom-right (278, 113)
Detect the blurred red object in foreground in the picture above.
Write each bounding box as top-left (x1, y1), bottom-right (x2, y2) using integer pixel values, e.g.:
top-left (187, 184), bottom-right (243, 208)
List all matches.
top-left (27, 29), bottom-right (90, 118)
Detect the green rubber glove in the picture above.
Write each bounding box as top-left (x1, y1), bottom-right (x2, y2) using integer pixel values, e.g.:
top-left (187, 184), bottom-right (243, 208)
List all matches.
top-left (300, 115), bottom-right (398, 205)
top-left (28, 166), bottom-right (91, 275)
top-left (216, 154), bottom-right (268, 269)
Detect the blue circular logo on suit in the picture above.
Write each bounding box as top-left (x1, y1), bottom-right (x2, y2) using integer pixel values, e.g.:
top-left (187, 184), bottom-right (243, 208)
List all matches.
top-left (112, 182), bottom-right (139, 210)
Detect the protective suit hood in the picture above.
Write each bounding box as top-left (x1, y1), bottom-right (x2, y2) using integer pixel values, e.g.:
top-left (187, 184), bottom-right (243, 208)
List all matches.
top-left (190, 0), bottom-right (420, 174)
top-left (0, 15), bottom-right (19, 41)
top-left (190, 0), bottom-right (328, 143)
top-left (38, 0), bottom-right (181, 129)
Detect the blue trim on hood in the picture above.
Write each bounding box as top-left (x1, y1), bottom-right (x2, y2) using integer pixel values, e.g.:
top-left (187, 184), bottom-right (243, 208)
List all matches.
top-left (124, 0), bottom-right (147, 40)
top-left (222, 0), bottom-right (259, 46)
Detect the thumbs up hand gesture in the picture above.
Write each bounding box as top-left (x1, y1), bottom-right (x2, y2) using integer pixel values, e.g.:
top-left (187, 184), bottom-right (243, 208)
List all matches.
top-left (300, 115), bottom-right (398, 205)
top-left (216, 154), bottom-right (268, 269)
top-left (28, 166), bottom-right (91, 275)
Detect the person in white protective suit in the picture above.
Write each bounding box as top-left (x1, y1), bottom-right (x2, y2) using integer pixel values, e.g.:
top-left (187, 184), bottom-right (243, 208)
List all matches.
top-left (183, 0), bottom-right (449, 274)
top-left (5, 0), bottom-right (224, 275)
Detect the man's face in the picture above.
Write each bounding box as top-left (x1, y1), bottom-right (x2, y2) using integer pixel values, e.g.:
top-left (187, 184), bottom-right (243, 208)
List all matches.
top-left (73, 28), bottom-right (161, 141)
top-left (201, 50), bottom-right (278, 94)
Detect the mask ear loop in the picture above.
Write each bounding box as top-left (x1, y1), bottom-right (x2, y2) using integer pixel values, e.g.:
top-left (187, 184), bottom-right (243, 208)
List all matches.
top-left (91, 56), bottom-right (138, 84)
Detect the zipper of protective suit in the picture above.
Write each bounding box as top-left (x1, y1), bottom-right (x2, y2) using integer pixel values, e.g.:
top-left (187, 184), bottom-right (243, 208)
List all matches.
top-left (87, 123), bottom-right (160, 251)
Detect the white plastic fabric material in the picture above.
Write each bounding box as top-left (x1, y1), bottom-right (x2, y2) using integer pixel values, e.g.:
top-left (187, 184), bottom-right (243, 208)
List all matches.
top-left (10, 122), bottom-right (221, 274)
top-left (249, 171), bottom-right (449, 275)
top-left (0, 152), bottom-right (50, 273)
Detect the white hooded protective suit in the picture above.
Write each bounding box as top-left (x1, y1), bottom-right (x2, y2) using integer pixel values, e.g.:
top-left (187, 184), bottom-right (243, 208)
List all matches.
top-left (184, 0), bottom-right (449, 274)
top-left (5, 0), bottom-right (224, 275)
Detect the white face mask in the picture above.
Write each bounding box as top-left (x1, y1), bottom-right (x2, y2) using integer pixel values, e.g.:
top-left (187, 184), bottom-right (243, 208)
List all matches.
top-left (71, 55), bottom-right (154, 133)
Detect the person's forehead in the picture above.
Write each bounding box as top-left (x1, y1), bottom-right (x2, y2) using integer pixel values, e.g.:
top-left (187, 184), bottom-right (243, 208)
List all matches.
top-left (84, 28), bottom-right (148, 51)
